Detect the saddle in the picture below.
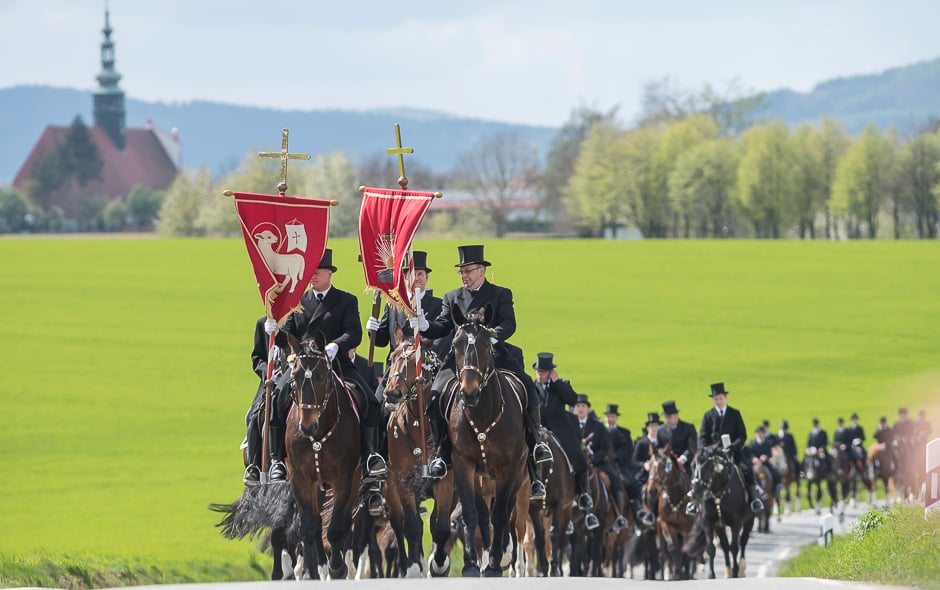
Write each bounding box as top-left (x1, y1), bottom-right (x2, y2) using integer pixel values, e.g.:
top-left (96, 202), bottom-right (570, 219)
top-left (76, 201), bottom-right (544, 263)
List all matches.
top-left (540, 427), bottom-right (573, 472)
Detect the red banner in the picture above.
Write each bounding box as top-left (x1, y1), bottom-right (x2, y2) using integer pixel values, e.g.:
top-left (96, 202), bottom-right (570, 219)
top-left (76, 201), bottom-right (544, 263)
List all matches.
top-left (358, 187), bottom-right (435, 316)
top-left (232, 191), bottom-right (332, 324)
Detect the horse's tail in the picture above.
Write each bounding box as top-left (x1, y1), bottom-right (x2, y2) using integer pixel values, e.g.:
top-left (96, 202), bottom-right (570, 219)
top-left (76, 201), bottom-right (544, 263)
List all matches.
top-left (209, 483), bottom-right (295, 540)
top-left (681, 513), bottom-right (707, 559)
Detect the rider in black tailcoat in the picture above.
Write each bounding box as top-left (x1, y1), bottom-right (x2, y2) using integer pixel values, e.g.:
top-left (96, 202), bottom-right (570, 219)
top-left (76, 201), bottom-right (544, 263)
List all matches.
top-left (242, 316), bottom-right (285, 486)
top-left (272, 249), bottom-right (388, 514)
top-left (805, 417), bottom-right (832, 473)
top-left (841, 412), bottom-right (867, 470)
top-left (660, 400), bottom-right (698, 468)
top-left (691, 382), bottom-right (764, 514)
top-left (747, 425), bottom-right (780, 491)
top-left (604, 403), bottom-right (644, 521)
top-left (574, 394), bottom-right (627, 530)
top-left (778, 419), bottom-right (800, 481)
top-left (419, 244), bottom-right (551, 500)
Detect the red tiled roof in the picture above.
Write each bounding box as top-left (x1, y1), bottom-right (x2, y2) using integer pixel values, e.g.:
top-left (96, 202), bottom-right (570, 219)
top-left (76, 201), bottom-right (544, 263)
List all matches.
top-left (13, 125), bottom-right (180, 199)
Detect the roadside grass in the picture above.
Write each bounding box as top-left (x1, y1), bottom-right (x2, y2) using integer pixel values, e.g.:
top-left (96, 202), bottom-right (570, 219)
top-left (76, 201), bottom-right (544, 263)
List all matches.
top-left (780, 504), bottom-right (940, 589)
top-left (0, 237), bottom-right (937, 585)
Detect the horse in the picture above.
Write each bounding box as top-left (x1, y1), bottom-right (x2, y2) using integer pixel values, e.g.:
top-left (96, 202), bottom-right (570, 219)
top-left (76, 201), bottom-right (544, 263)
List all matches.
top-left (527, 428), bottom-right (576, 577)
top-left (892, 436), bottom-right (920, 502)
top-left (752, 460), bottom-right (775, 533)
top-left (447, 304), bottom-right (528, 577)
top-left (689, 445), bottom-right (753, 579)
top-left (648, 445), bottom-right (695, 580)
top-left (769, 445), bottom-right (800, 516)
top-left (382, 337), bottom-right (439, 577)
top-left (283, 332), bottom-right (363, 579)
top-left (866, 442), bottom-right (894, 505)
top-left (802, 447), bottom-right (837, 515)
top-left (569, 463), bottom-right (615, 577)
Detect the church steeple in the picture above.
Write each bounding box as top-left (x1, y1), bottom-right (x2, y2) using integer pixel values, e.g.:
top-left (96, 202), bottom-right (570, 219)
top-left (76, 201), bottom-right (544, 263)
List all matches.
top-left (93, 3), bottom-right (126, 150)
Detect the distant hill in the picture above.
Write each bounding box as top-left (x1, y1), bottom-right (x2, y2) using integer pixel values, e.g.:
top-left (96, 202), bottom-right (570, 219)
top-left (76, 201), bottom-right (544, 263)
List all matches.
top-left (754, 57), bottom-right (940, 134)
top-left (0, 86), bottom-right (558, 185)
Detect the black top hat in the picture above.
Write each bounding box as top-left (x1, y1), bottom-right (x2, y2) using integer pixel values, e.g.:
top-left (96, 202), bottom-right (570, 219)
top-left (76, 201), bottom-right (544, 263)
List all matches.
top-left (781, 419), bottom-right (790, 429)
top-left (318, 249), bottom-right (337, 272)
top-left (646, 412), bottom-right (663, 426)
top-left (850, 412), bottom-right (859, 420)
top-left (412, 250), bottom-right (432, 273)
top-left (762, 419), bottom-right (770, 427)
top-left (455, 244), bottom-right (491, 267)
top-left (662, 400), bottom-right (680, 415)
top-left (812, 417), bottom-right (820, 425)
top-left (605, 404), bottom-right (620, 416)
top-left (532, 352), bottom-right (556, 371)
top-left (574, 394), bottom-right (590, 407)
top-left (837, 417), bottom-right (844, 423)
top-left (709, 382), bottom-right (729, 397)
top-left (879, 416), bottom-right (887, 423)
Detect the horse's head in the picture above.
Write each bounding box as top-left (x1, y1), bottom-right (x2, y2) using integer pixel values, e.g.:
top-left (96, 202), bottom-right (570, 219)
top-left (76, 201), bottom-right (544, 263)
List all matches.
top-left (451, 304), bottom-right (496, 408)
top-left (647, 446), bottom-right (675, 497)
top-left (383, 339), bottom-right (428, 408)
top-left (691, 444), bottom-right (731, 499)
top-left (288, 331), bottom-right (337, 437)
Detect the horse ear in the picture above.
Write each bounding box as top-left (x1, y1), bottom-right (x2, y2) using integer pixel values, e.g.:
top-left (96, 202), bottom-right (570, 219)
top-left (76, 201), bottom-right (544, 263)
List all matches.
top-left (482, 303), bottom-right (493, 325)
top-left (288, 333), bottom-right (302, 355)
top-left (394, 327), bottom-right (405, 346)
top-left (452, 304), bottom-right (467, 326)
top-left (313, 330), bottom-right (327, 351)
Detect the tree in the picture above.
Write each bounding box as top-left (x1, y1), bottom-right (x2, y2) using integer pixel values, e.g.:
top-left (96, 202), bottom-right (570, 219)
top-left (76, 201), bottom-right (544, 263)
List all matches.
top-left (157, 168), bottom-right (214, 237)
top-left (637, 77), bottom-right (765, 136)
top-left (453, 134), bottom-right (540, 238)
top-left (0, 187), bottom-right (31, 233)
top-left (668, 138), bottom-right (740, 237)
top-left (896, 131), bottom-right (940, 238)
top-left (540, 103), bottom-right (619, 232)
top-left (789, 124), bottom-right (825, 239)
top-left (656, 114), bottom-right (720, 236)
top-left (566, 124), bottom-right (630, 236)
top-left (296, 152), bottom-right (359, 237)
top-left (125, 185), bottom-right (165, 231)
top-left (620, 125), bottom-right (669, 237)
top-left (831, 125), bottom-right (896, 239)
top-left (816, 118), bottom-right (851, 239)
top-left (735, 121), bottom-right (797, 238)
top-left (60, 116), bottom-right (103, 187)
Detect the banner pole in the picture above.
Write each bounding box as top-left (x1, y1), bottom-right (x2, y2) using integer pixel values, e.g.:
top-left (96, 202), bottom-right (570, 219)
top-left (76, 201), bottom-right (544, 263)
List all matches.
top-left (260, 329), bottom-right (277, 483)
top-left (414, 288), bottom-right (428, 473)
top-left (368, 290), bottom-right (381, 366)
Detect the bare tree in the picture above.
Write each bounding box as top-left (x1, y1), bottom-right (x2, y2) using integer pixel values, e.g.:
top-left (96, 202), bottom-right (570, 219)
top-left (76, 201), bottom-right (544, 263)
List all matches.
top-left (453, 134), bottom-right (540, 237)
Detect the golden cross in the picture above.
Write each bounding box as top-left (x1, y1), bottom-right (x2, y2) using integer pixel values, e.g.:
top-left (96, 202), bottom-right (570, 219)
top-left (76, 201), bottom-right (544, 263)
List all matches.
top-left (258, 128), bottom-right (311, 194)
top-left (386, 123), bottom-right (414, 189)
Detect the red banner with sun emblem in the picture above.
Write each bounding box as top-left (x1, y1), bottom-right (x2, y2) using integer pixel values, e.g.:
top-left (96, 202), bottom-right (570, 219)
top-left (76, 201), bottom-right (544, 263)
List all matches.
top-left (232, 191), bottom-right (333, 324)
top-left (358, 187), bottom-right (436, 316)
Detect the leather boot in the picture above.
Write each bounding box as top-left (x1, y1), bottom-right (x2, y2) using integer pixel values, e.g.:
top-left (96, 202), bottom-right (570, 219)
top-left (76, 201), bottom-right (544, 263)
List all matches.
top-left (576, 470), bottom-right (593, 511)
top-left (362, 425), bottom-right (387, 477)
top-left (529, 458), bottom-right (546, 500)
top-left (426, 401), bottom-right (449, 479)
top-left (613, 489), bottom-right (628, 530)
top-left (526, 391), bottom-right (552, 464)
top-left (243, 421), bottom-right (262, 486)
top-left (268, 425), bottom-right (288, 483)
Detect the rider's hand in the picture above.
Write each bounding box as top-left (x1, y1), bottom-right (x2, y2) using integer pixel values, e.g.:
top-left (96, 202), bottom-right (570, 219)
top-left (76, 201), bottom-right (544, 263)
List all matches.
top-left (677, 455), bottom-right (687, 465)
top-left (549, 369), bottom-right (559, 382)
top-left (366, 316), bottom-right (380, 332)
top-left (414, 288), bottom-right (425, 306)
top-left (264, 318), bottom-right (277, 335)
top-left (325, 342), bottom-right (339, 360)
top-left (490, 337), bottom-right (498, 345)
top-left (409, 315), bottom-right (429, 332)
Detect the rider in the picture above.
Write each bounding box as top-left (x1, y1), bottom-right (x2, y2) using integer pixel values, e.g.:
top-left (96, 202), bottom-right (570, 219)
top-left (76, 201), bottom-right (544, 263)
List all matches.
top-left (806, 417), bottom-right (832, 473)
top-left (634, 411), bottom-right (668, 524)
top-left (574, 394), bottom-right (626, 530)
top-left (534, 352), bottom-right (598, 528)
top-left (660, 400), bottom-right (698, 470)
top-left (242, 316), bottom-right (286, 486)
top-left (873, 416), bottom-right (894, 471)
top-left (777, 420), bottom-right (800, 478)
top-left (747, 425), bottom-right (780, 493)
top-left (419, 244), bottom-right (552, 501)
top-left (691, 382), bottom-right (764, 514)
top-left (605, 403), bottom-right (645, 522)
top-left (842, 412), bottom-right (867, 471)
top-left (366, 250), bottom-right (446, 402)
top-left (272, 249), bottom-right (388, 514)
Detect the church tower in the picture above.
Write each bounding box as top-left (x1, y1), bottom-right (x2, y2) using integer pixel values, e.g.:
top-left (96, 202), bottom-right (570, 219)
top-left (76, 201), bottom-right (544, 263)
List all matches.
top-left (93, 6), bottom-right (126, 150)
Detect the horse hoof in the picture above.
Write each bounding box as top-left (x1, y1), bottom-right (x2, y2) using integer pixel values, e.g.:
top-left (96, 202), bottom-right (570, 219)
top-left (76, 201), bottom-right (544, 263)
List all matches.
top-left (725, 566), bottom-right (733, 579)
top-left (329, 563), bottom-right (348, 580)
top-left (462, 564), bottom-right (481, 577)
top-left (429, 556), bottom-right (450, 577)
top-left (405, 563), bottom-right (422, 578)
top-left (483, 565), bottom-right (502, 577)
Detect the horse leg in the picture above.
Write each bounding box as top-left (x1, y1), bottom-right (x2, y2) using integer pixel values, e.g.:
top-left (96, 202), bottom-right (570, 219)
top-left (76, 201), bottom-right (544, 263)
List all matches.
top-left (428, 476), bottom-right (454, 577)
top-left (454, 462), bottom-right (482, 577)
top-left (730, 525), bottom-right (742, 578)
top-left (704, 520), bottom-right (717, 579)
top-left (530, 504), bottom-right (548, 577)
top-left (326, 483), bottom-right (354, 579)
top-left (385, 485), bottom-right (408, 577)
top-left (297, 499), bottom-right (321, 579)
top-left (402, 496), bottom-right (425, 577)
top-left (484, 481), bottom-right (515, 576)
top-left (715, 525), bottom-right (732, 579)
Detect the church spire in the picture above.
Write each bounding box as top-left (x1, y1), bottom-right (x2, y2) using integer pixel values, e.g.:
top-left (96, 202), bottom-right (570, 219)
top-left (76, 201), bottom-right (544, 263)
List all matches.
top-left (93, 2), bottom-right (126, 150)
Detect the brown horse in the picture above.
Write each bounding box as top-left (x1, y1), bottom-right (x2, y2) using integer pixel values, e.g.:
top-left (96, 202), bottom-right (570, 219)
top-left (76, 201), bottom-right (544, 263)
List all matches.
top-left (752, 460), bottom-right (775, 533)
top-left (648, 445), bottom-right (695, 580)
top-left (527, 428), bottom-right (576, 577)
top-left (447, 304), bottom-right (528, 577)
top-left (769, 445), bottom-right (800, 516)
top-left (284, 333), bottom-right (362, 579)
top-left (866, 443), bottom-right (894, 504)
top-left (383, 337), bottom-right (449, 577)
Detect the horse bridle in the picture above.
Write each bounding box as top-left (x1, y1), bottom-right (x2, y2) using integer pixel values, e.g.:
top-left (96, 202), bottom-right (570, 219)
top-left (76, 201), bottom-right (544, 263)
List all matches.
top-left (292, 346), bottom-right (340, 417)
top-left (456, 324), bottom-right (496, 390)
top-left (693, 449), bottom-right (734, 507)
top-left (386, 346), bottom-right (429, 407)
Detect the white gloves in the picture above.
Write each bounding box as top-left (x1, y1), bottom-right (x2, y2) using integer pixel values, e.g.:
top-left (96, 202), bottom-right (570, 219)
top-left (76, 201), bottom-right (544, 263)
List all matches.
top-left (264, 318), bottom-right (277, 335)
top-left (366, 316), bottom-right (380, 332)
top-left (414, 288), bottom-right (425, 306)
top-left (325, 342), bottom-right (339, 360)
top-left (490, 337), bottom-right (498, 345)
top-left (410, 315), bottom-right (429, 331)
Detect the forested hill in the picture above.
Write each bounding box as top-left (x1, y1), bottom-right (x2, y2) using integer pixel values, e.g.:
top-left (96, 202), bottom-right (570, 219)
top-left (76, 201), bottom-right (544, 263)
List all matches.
top-left (0, 86), bottom-right (558, 185)
top-left (754, 56), bottom-right (940, 134)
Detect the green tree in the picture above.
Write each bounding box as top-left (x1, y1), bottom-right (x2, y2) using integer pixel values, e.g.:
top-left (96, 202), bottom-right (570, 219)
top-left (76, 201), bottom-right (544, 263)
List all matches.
top-left (60, 116), bottom-right (104, 187)
top-left (896, 131), bottom-right (940, 238)
top-left (658, 114), bottom-right (720, 236)
top-left (566, 124), bottom-right (630, 236)
top-left (668, 138), bottom-right (740, 237)
top-left (126, 185), bottom-right (165, 231)
top-left (621, 125), bottom-right (669, 237)
top-left (541, 103), bottom-right (619, 232)
top-left (0, 186), bottom-right (31, 233)
top-left (789, 124), bottom-right (825, 239)
top-left (296, 152), bottom-right (359, 237)
top-left (735, 121), bottom-right (797, 238)
top-left (102, 199), bottom-right (128, 231)
top-left (814, 118), bottom-right (852, 239)
top-left (831, 125), bottom-right (896, 239)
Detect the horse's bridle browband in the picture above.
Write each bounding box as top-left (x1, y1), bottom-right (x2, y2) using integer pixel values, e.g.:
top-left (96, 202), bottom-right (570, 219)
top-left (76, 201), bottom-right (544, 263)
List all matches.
top-left (456, 326), bottom-right (496, 389)
top-left (292, 348), bottom-right (338, 413)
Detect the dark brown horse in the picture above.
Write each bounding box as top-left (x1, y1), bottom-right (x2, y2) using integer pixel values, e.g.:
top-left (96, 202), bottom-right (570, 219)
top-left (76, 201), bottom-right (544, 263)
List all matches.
top-left (769, 445), bottom-right (800, 516)
top-left (866, 443), bottom-right (894, 503)
top-left (528, 428), bottom-right (576, 577)
top-left (803, 447), bottom-right (837, 514)
top-left (689, 445), bottom-right (753, 579)
top-left (284, 333), bottom-right (362, 579)
top-left (448, 304), bottom-right (528, 577)
top-left (752, 460), bottom-right (775, 533)
top-left (383, 337), bottom-right (448, 577)
top-left (648, 445), bottom-right (695, 580)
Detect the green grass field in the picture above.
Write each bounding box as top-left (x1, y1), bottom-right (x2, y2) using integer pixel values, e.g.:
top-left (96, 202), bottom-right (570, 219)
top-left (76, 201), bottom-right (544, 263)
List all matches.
top-left (1, 237), bottom-right (938, 583)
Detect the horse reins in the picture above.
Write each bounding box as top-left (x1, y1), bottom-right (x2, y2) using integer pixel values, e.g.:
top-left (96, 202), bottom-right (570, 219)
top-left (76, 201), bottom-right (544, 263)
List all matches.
top-left (293, 347), bottom-right (342, 475)
top-left (456, 325), bottom-right (504, 468)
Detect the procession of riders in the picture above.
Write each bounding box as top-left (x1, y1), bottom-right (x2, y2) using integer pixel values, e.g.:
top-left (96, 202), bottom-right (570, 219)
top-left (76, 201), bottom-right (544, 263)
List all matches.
top-left (235, 244), bottom-right (934, 579)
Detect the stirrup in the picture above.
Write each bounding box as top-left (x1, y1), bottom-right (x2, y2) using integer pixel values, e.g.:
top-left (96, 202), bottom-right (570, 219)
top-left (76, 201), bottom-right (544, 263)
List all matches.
top-left (530, 480), bottom-right (547, 501)
top-left (565, 521), bottom-right (575, 536)
top-left (426, 457), bottom-right (447, 479)
top-left (750, 498), bottom-right (765, 513)
top-left (685, 502), bottom-right (700, 515)
top-left (243, 464), bottom-right (261, 487)
top-left (614, 515), bottom-right (628, 530)
top-left (533, 442), bottom-right (553, 464)
top-left (366, 453), bottom-right (388, 477)
top-left (269, 460), bottom-right (288, 483)
top-left (578, 492), bottom-right (594, 511)
top-left (367, 492), bottom-right (386, 517)
top-left (585, 513), bottom-right (600, 530)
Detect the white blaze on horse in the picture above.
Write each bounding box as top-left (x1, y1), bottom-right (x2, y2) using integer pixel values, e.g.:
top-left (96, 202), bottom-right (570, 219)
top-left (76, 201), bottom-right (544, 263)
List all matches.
top-left (254, 229), bottom-right (305, 293)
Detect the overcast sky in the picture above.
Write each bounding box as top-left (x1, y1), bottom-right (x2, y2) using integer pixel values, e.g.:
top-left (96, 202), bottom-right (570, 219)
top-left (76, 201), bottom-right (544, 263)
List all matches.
top-left (2, 0), bottom-right (939, 127)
